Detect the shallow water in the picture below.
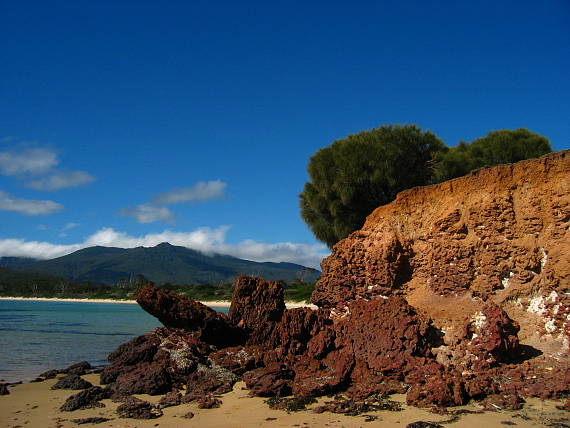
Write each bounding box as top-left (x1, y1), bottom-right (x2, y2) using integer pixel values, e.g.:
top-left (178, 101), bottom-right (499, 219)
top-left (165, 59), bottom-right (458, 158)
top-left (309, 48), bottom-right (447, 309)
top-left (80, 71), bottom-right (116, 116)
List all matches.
top-left (0, 299), bottom-right (226, 382)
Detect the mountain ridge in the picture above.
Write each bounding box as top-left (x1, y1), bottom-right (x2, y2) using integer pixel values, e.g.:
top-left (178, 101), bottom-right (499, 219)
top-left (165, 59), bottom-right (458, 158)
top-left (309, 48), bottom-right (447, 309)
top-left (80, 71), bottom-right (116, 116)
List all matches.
top-left (0, 242), bottom-right (320, 285)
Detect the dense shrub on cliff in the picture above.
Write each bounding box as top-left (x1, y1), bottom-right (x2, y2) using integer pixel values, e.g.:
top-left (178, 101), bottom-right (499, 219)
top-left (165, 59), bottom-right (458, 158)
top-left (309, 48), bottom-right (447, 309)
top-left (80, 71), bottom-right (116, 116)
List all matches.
top-left (299, 125), bottom-right (445, 247)
top-left (300, 125), bottom-right (552, 247)
top-left (434, 128), bottom-right (552, 181)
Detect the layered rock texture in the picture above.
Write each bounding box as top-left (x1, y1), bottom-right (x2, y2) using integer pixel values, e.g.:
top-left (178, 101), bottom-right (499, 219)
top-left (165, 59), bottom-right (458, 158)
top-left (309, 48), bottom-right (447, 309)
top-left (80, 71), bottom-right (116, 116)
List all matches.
top-left (93, 151), bottom-right (568, 418)
top-left (313, 150), bottom-right (569, 360)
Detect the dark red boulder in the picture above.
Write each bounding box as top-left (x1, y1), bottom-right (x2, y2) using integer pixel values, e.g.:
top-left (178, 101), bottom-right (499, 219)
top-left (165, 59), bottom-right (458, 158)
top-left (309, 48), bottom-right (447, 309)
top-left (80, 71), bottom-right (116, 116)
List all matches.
top-left (63, 361), bottom-right (92, 376)
top-left (111, 361), bottom-right (172, 396)
top-left (228, 276), bottom-right (286, 345)
top-left (291, 297), bottom-right (439, 398)
top-left (242, 363), bottom-right (295, 397)
top-left (158, 391), bottom-right (182, 408)
top-left (458, 302), bottom-right (520, 371)
top-left (59, 386), bottom-right (109, 411)
top-left (269, 307), bottom-right (331, 361)
top-left (136, 284), bottom-right (244, 347)
top-left (406, 372), bottom-right (467, 408)
top-left (209, 345), bottom-right (265, 375)
top-left (185, 363), bottom-right (238, 399)
top-left (116, 396), bottom-right (163, 419)
top-left (100, 333), bottom-right (160, 385)
top-left (51, 374), bottom-right (93, 390)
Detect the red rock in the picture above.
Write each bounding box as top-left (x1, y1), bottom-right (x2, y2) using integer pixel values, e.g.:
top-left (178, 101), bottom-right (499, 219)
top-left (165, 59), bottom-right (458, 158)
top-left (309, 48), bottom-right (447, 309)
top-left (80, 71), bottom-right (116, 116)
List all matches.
top-left (185, 363), bottom-right (238, 398)
top-left (482, 394), bottom-right (524, 411)
top-left (101, 160), bottom-right (570, 416)
top-left (158, 391), bottom-right (182, 408)
top-left (269, 307), bottom-right (331, 361)
top-left (406, 372), bottom-right (467, 408)
top-left (136, 284), bottom-right (244, 347)
top-left (228, 276), bottom-right (286, 345)
top-left (59, 386), bottom-right (109, 411)
top-left (197, 396), bottom-right (222, 409)
top-left (242, 363), bottom-right (295, 397)
top-left (116, 396), bottom-right (163, 419)
top-left (209, 345), bottom-right (265, 375)
top-left (457, 302), bottom-right (520, 372)
top-left (100, 333), bottom-right (160, 385)
top-left (291, 356), bottom-right (352, 397)
top-left (51, 374), bottom-right (93, 390)
top-left (63, 361), bottom-right (92, 376)
top-left (154, 327), bottom-right (212, 386)
top-left (111, 361), bottom-right (172, 396)
top-left (312, 151), bottom-right (570, 359)
top-left (292, 298), bottom-right (439, 398)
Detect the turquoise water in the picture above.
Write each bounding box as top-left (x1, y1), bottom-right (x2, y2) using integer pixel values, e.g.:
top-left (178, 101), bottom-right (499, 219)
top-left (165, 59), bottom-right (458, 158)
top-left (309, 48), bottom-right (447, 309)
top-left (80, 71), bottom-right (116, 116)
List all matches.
top-left (0, 300), bottom-right (226, 383)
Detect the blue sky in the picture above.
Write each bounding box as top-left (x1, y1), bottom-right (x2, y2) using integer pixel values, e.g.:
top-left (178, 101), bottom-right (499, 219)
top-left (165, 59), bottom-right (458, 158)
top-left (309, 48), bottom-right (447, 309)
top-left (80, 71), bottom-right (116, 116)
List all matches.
top-left (1, 1), bottom-right (569, 269)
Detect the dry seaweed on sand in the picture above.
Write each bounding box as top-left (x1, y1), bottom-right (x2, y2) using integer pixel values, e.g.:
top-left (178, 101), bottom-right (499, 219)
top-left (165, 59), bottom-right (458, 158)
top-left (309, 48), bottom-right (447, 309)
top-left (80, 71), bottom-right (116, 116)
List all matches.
top-left (265, 396), bottom-right (317, 412)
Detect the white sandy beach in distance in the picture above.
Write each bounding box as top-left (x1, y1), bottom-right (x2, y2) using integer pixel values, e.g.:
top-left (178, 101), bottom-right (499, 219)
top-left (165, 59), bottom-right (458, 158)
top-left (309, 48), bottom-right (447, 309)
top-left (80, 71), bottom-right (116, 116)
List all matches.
top-left (0, 296), bottom-right (315, 309)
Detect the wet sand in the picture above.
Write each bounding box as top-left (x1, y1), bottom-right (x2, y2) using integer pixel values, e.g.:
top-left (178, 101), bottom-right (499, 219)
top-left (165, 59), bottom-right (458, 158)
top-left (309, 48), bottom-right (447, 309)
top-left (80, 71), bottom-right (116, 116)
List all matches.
top-left (1, 374), bottom-right (567, 428)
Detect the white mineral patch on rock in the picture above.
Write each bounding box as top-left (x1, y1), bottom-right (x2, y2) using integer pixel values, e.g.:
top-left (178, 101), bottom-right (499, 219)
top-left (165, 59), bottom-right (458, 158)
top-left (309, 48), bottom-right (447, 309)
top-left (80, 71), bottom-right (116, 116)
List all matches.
top-left (540, 248), bottom-right (548, 268)
top-left (501, 272), bottom-right (514, 289)
top-left (544, 318), bottom-right (557, 333)
top-left (527, 295), bottom-right (546, 315)
top-left (471, 311), bottom-right (487, 329)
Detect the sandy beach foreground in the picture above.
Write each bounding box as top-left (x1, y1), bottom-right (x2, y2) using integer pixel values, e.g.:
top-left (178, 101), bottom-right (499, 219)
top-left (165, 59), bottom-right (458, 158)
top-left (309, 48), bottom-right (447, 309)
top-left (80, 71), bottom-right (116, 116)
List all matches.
top-left (0, 296), bottom-right (315, 309)
top-left (1, 374), bottom-right (567, 428)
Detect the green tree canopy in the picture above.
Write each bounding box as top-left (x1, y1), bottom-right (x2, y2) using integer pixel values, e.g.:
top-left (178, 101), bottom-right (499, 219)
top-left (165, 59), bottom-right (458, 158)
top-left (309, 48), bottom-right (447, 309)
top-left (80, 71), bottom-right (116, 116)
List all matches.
top-left (299, 124), bottom-right (446, 247)
top-left (300, 126), bottom-right (553, 248)
top-left (434, 128), bottom-right (552, 182)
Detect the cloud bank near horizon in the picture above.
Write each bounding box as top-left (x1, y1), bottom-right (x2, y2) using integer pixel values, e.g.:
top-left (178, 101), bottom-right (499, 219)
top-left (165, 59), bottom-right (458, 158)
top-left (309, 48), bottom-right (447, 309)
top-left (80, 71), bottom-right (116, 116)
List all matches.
top-left (0, 226), bottom-right (329, 269)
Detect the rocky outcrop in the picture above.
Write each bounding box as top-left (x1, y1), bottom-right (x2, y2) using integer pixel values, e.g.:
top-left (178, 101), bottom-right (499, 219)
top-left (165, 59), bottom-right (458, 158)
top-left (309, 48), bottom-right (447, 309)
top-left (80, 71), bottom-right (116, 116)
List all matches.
top-left (228, 276), bottom-right (286, 345)
top-left (292, 297), bottom-right (440, 399)
top-left (136, 285), bottom-right (244, 347)
top-left (51, 374), bottom-right (93, 390)
top-left (116, 396), bottom-right (163, 419)
top-left (98, 153), bottom-right (569, 417)
top-left (312, 150), bottom-right (570, 358)
top-left (59, 386), bottom-right (109, 411)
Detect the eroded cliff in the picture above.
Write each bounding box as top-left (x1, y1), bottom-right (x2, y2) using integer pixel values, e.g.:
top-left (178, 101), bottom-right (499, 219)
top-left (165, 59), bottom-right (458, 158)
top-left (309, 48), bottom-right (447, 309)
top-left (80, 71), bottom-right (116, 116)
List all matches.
top-left (312, 150), bottom-right (569, 359)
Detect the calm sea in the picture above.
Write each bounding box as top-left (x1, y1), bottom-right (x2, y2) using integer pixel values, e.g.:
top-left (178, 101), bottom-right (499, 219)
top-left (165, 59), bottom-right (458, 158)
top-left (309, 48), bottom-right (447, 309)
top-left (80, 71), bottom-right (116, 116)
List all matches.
top-left (0, 299), bottom-right (226, 383)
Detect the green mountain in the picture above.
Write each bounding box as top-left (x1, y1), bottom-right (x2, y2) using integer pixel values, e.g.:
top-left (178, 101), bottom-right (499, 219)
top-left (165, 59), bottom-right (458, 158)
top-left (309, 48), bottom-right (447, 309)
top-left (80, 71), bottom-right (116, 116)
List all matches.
top-left (0, 243), bottom-right (320, 285)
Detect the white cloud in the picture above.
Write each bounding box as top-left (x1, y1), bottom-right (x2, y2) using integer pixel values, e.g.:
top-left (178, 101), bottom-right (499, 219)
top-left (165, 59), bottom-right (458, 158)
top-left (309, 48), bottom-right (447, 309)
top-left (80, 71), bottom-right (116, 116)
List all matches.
top-left (59, 222), bottom-right (79, 237)
top-left (0, 239), bottom-right (82, 260)
top-left (0, 146), bottom-right (95, 191)
top-left (152, 180), bottom-right (227, 205)
top-left (0, 226), bottom-right (329, 269)
top-left (0, 147), bottom-right (58, 176)
top-left (0, 190), bottom-right (63, 215)
top-left (62, 222), bottom-right (79, 231)
top-left (119, 203), bottom-right (175, 224)
top-left (26, 170), bottom-right (95, 191)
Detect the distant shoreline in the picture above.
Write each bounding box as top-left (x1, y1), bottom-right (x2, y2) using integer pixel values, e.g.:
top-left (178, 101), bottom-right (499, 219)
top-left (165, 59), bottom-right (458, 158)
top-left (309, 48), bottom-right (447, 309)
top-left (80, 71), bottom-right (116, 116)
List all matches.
top-left (0, 296), bottom-right (316, 309)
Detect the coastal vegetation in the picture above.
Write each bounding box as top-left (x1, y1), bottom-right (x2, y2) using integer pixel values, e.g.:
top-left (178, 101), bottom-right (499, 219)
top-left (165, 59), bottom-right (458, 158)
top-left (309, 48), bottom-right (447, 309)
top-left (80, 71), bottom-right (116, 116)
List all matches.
top-left (0, 267), bottom-right (316, 302)
top-left (300, 125), bottom-right (552, 247)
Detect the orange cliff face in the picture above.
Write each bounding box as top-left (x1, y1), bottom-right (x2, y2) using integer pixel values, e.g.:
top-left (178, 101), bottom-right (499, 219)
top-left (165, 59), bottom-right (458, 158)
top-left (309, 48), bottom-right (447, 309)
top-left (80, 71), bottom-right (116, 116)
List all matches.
top-left (312, 150), bottom-right (570, 359)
